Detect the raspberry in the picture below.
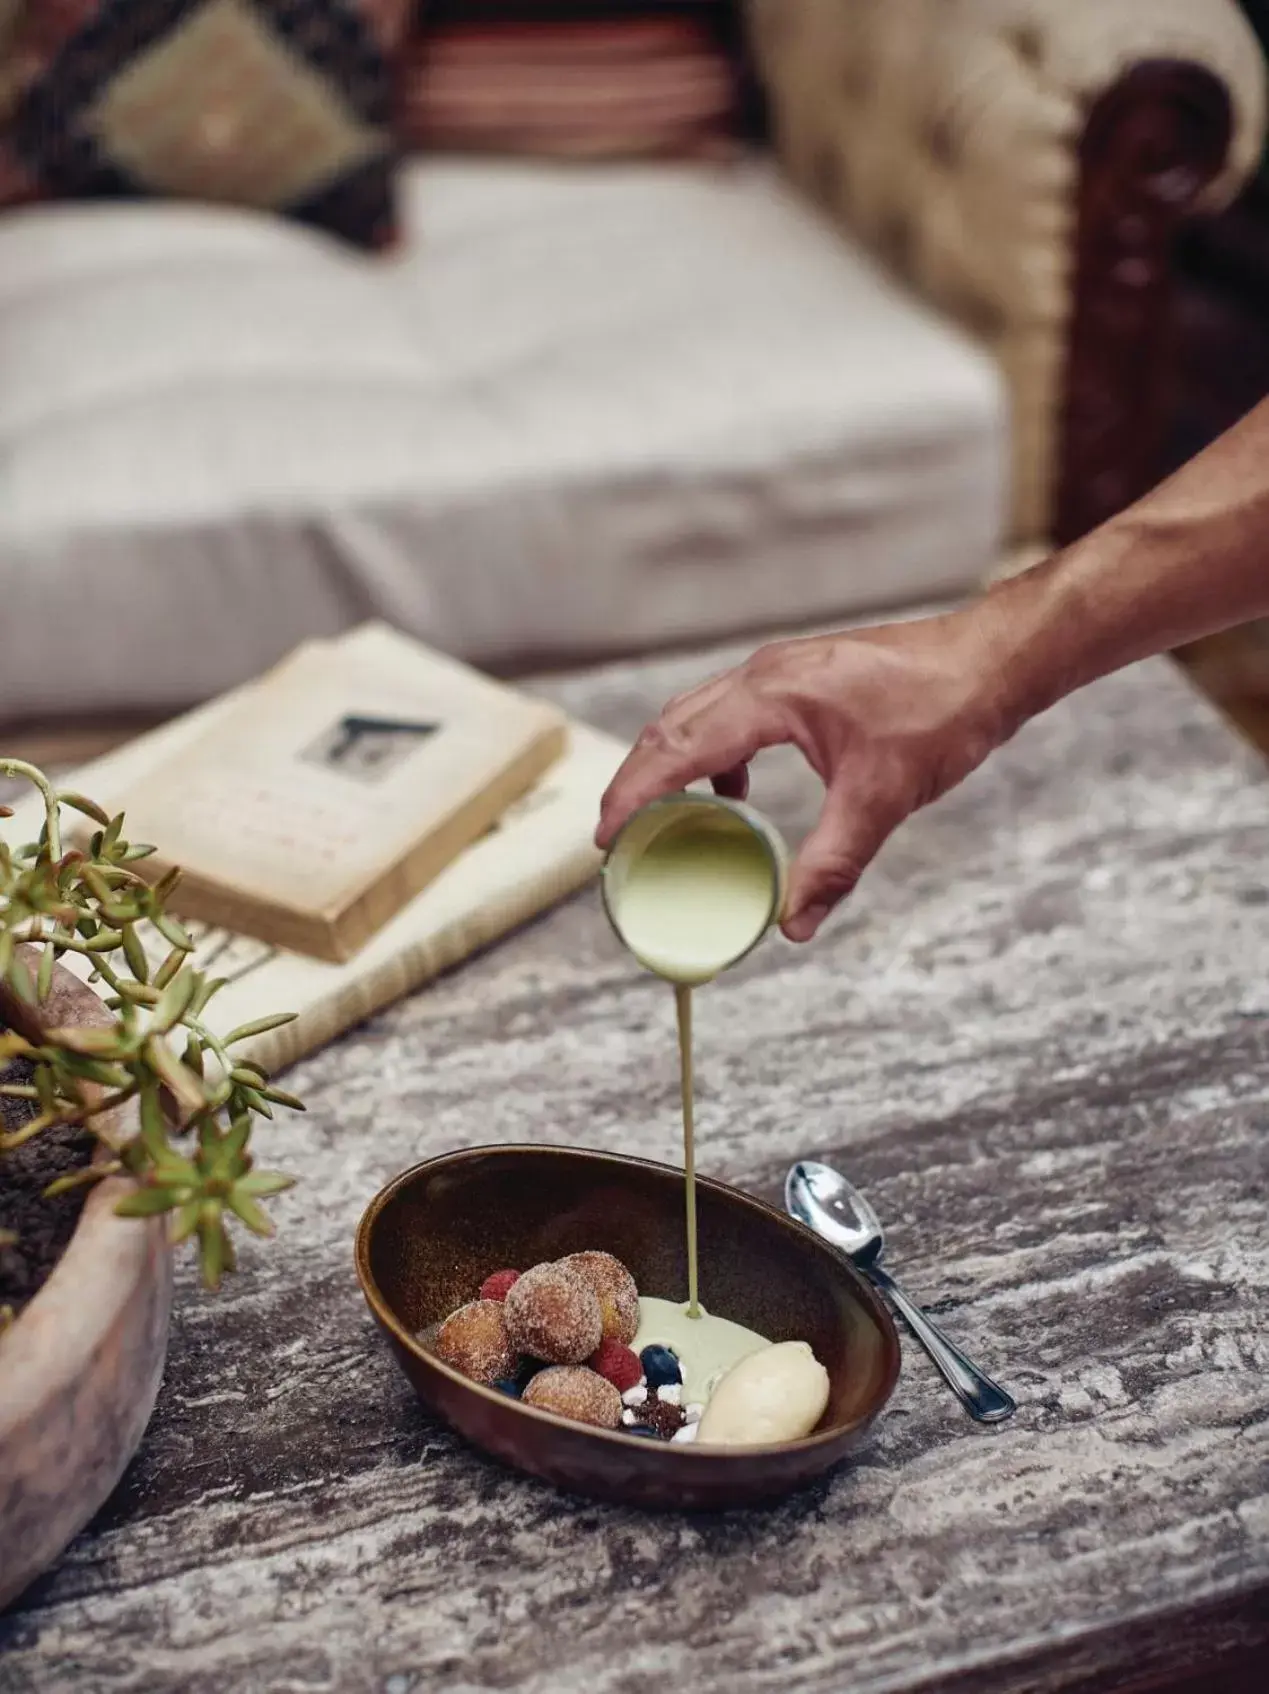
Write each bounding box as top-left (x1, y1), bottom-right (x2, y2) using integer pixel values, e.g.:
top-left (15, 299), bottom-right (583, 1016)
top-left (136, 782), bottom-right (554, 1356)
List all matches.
top-left (589, 1340), bottom-right (643, 1393)
top-left (479, 1268), bottom-right (521, 1302)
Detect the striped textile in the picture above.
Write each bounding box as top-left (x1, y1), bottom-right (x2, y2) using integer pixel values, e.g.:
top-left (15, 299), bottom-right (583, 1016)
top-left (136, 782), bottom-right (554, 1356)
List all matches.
top-left (399, 4), bottom-right (749, 159)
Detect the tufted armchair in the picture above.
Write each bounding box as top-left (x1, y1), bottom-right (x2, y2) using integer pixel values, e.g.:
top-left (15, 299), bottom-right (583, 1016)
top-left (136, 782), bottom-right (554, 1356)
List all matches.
top-left (751, 0), bottom-right (1267, 546)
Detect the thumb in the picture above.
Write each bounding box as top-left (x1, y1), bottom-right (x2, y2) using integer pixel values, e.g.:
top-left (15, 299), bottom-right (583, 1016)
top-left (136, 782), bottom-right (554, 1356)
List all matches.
top-left (781, 780), bottom-right (903, 942)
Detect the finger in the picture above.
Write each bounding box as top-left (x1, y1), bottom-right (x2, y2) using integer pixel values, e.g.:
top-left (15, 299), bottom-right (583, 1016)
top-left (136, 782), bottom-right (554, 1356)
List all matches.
top-left (711, 764), bottom-right (749, 801)
top-left (665, 677), bottom-right (750, 802)
top-left (658, 668), bottom-right (734, 728)
top-left (594, 669), bottom-right (740, 847)
top-left (781, 778), bottom-right (906, 942)
top-left (596, 688), bottom-right (784, 846)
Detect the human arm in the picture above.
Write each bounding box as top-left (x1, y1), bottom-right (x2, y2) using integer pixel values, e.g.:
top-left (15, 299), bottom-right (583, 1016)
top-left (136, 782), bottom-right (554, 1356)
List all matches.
top-left (596, 396), bottom-right (1269, 940)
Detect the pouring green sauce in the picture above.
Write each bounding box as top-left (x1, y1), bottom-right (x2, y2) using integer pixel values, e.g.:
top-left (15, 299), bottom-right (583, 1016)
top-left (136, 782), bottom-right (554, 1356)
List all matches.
top-left (602, 796), bottom-right (786, 1319)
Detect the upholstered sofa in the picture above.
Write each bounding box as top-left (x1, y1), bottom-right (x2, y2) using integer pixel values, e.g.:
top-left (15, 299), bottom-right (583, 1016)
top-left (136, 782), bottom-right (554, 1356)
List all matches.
top-left (0, 0), bottom-right (1264, 727)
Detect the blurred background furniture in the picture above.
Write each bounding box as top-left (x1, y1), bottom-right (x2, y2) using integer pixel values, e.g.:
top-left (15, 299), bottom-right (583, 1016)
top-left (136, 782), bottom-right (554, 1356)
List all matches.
top-left (1162, 2), bottom-right (1269, 751)
top-left (1167, 0), bottom-right (1269, 469)
top-left (0, 0), bottom-right (1264, 735)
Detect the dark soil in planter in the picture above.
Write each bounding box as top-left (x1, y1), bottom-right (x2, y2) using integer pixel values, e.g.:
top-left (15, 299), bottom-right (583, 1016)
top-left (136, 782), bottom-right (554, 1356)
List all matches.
top-left (1, 1053), bottom-right (94, 1319)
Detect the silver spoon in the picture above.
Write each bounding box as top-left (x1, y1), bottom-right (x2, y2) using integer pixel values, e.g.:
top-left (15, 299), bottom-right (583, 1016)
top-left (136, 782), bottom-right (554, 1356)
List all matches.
top-left (785, 1159), bottom-right (1016, 1424)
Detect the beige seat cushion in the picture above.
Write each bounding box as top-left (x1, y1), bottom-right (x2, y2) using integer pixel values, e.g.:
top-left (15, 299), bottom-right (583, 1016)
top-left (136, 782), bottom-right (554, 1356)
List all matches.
top-left (0, 157), bottom-right (1006, 721)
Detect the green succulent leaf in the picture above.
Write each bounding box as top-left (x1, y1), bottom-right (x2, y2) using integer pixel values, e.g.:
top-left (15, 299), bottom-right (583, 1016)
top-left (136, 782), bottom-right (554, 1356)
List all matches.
top-left (192, 977), bottom-right (227, 1016)
top-left (168, 1200), bottom-right (201, 1245)
top-left (226, 1186), bottom-right (276, 1238)
top-left (152, 910), bottom-right (193, 952)
top-left (150, 969), bottom-right (198, 1035)
top-left (100, 900), bottom-right (144, 927)
top-left (154, 865), bottom-right (183, 903)
top-left (53, 1056), bottom-right (132, 1090)
top-left (44, 1163), bottom-right (116, 1199)
top-left (34, 945), bottom-right (53, 1003)
top-left (204, 1074), bottom-right (235, 1112)
top-left (260, 1085), bottom-right (306, 1113)
top-left (222, 1114), bottom-right (253, 1161)
top-left (114, 1185), bottom-right (182, 1218)
top-left (5, 954), bottom-right (37, 1007)
top-left (57, 791), bottom-right (110, 826)
top-left (138, 1081), bottom-right (168, 1159)
top-left (224, 1013), bottom-right (297, 1046)
top-left (82, 928), bottom-right (126, 954)
top-left (182, 1034), bottom-right (205, 1078)
top-left (122, 924), bottom-right (150, 984)
top-left (144, 1034), bottom-right (207, 1120)
top-left (197, 1204), bottom-right (235, 1291)
top-left (235, 1169), bottom-right (295, 1199)
top-left (43, 1024), bottom-right (121, 1057)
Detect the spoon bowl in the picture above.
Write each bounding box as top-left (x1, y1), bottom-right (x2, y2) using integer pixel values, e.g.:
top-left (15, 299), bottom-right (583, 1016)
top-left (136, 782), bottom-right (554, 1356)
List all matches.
top-left (786, 1159), bottom-right (885, 1267)
top-left (786, 1160), bottom-right (1016, 1425)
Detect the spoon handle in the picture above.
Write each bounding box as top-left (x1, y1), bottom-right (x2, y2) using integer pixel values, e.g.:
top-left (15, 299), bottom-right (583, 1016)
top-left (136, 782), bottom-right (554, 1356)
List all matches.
top-left (867, 1264), bottom-right (1016, 1424)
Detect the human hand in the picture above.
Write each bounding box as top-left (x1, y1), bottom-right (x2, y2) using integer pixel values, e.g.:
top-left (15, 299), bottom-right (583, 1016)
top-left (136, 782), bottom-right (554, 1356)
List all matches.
top-left (596, 607), bottom-right (1017, 941)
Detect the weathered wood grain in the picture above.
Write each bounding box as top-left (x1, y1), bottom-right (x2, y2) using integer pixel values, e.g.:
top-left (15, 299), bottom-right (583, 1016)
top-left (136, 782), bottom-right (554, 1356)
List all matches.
top-left (2, 644), bottom-right (1267, 1693)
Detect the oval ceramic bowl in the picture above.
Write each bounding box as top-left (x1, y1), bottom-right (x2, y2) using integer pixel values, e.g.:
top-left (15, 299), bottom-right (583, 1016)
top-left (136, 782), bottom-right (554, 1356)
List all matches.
top-left (355, 1145), bottom-right (901, 1509)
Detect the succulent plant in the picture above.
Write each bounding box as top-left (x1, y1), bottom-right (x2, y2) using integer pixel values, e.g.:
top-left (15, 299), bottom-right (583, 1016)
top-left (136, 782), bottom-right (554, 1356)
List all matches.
top-left (0, 759), bottom-right (300, 1315)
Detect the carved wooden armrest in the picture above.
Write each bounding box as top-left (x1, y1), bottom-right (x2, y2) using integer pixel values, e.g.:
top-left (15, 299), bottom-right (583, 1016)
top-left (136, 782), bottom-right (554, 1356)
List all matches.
top-left (749, 0), bottom-right (1267, 545)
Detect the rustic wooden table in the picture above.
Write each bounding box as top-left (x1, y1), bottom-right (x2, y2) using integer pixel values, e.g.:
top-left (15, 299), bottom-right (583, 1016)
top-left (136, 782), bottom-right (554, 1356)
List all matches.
top-left (1, 643), bottom-right (1267, 1693)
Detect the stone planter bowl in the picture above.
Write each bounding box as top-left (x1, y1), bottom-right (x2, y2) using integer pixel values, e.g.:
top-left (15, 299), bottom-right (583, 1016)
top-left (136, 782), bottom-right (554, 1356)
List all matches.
top-left (0, 954), bottom-right (173, 1610)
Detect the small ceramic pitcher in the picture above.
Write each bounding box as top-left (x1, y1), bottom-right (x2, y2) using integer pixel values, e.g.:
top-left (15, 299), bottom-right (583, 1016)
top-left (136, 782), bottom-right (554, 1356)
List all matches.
top-left (600, 792), bottom-right (789, 983)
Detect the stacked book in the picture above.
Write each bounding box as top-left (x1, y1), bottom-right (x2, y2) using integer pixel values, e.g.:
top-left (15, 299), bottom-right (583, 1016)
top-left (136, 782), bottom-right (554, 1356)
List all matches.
top-left (4, 623), bottom-right (625, 1074)
top-left (399, 2), bottom-right (755, 160)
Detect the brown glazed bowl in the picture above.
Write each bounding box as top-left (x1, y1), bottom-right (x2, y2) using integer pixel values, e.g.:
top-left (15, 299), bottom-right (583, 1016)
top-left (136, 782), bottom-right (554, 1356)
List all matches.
top-left (355, 1145), bottom-right (901, 1509)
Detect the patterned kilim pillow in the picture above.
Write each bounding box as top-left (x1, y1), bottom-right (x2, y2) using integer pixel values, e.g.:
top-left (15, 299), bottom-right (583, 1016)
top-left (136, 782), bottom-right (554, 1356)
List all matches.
top-left (0, 0), bottom-right (412, 248)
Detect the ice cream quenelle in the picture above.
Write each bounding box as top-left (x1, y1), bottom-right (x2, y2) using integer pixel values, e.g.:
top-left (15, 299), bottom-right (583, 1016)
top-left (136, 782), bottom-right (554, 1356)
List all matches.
top-left (694, 1341), bottom-right (831, 1446)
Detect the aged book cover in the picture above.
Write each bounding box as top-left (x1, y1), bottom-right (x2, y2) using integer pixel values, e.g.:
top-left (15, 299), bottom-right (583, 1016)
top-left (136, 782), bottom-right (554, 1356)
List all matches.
top-left (9, 624), bottom-right (624, 1075)
top-left (80, 633), bottom-right (568, 961)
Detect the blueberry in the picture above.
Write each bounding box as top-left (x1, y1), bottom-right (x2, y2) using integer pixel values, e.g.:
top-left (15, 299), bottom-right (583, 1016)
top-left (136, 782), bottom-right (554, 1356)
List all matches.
top-left (639, 1345), bottom-right (681, 1389)
top-left (492, 1378), bottom-right (521, 1398)
top-left (625, 1424), bottom-right (662, 1439)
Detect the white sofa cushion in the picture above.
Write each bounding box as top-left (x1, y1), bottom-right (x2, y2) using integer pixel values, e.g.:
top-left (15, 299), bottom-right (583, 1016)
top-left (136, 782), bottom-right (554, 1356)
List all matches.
top-left (0, 158), bottom-right (1006, 720)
